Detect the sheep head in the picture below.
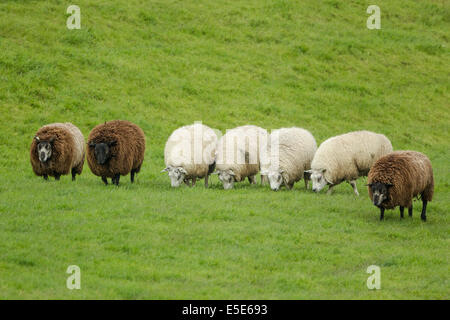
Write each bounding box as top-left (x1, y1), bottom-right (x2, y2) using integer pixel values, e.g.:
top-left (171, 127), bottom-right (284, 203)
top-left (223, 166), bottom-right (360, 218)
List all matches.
top-left (306, 169), bottom-right (330, 193)
top-left (216, 169), bottom-right (236, 190)
top-left (367, 182), bottom-right (393, 207)
top-left (89, 141), bottom-right (116, 165)
top-left (262, 169), bottom-right (287, 191)
top-left (162, 166), bottom-right (188, 187)
top-left (36, 136), bottom-right (55, 163)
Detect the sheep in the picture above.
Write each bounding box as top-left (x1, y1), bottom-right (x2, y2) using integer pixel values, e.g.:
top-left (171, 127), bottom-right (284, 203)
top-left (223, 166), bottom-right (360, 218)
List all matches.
top-left (86, 120), bottom-right (145, 186)
top-left (215, 125), bottom-right (268, 189)
top-left (306, 131), bottom-right (393, 195)
top-left (260, 127), bottom-right (317, 191)
top-left (30, 122), bottom-right (85, 181)
top-left (367, 151), bottom-right (434, 221)
top-left (162, 123), bottom-right (218, 188)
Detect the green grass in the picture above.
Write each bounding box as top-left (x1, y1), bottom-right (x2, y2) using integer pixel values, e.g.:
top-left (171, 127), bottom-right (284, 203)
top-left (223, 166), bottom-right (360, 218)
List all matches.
top-left (0, 0), bottom-right (449, 299)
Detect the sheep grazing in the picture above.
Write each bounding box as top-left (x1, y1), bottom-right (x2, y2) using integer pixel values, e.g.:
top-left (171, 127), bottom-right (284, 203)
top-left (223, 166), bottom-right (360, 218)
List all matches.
top-left (162, 123), bottom-right (218, 187)
top-left (367, 151), bottom-right (434, 221)
top-left (306, 131), bottom-right (393, 195)
top-left (30, 122), bottom-right (85, 181)
top-left (87, 120), bottom-right (145, 186)
top-left (215, 125), bottom-right (268, 189)
top-left (260, 127), bottom-right (317, 191)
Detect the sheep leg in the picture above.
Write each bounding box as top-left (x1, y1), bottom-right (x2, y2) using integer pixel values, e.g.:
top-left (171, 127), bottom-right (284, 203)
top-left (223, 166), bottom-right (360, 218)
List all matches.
top-left (304, 178), bottom-right (308, 190)
top-left (286, 182), bottom-right (294, 190)
top-left (261, 175), bottom-right (268, 185)
top-left (102, 177), bottom-right (108, 185)
top-left (43, 174), bottom-right (48, 181)
top-left (399, 206), bottom-right (404, 218)
top-left (113, 174), bottom-right (120, 186)
top-left (191, 177), bottom-right (196, 187)
top-left (349, 180), bottom-right (359, 196)
top-left (408, 205), bottom-right (413, 217)
top-left (130, 169), bottom-right (135, 183)
top-left (248, 175), bottom-right (256, 184)
top-left (71, 168), bottom-right (76, 181)
top-left (54, 174), bottom-right (60, 181)
top-left (379, 207), bottom-right (385, 221)
top-left (327, 185), bottom-right (335, 195)
top-left (421, 200), bottom-right (427, 222)
top-left (205, 175), bottom-right (209, 188)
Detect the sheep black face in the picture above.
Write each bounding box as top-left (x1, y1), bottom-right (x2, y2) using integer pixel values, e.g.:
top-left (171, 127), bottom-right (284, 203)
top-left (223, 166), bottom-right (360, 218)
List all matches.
top-left (368, 182), bottom-right (393, 207)
top-left (89, 141), bottom-right (116, 165)
top-left (35, 136), bottom-right (55, 163)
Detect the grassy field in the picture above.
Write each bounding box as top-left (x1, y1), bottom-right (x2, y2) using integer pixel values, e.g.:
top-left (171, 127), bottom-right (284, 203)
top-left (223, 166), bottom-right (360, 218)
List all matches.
top-left (0, 0), bottom-right (449, 299)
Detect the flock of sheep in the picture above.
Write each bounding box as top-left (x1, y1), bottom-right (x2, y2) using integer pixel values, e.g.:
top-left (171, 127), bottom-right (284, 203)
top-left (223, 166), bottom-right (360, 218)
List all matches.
top-left (30, 120), bottom-right (434, 221)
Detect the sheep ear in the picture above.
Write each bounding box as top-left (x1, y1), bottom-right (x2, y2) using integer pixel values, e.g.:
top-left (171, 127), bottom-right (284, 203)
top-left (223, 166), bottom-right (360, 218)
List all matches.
top-left (386, 183), bottom-right (394, 188)
top-left (49, 137), bottom-right (56, 144)
top-left (321, 168), bottom-right (326, 173)
top-left (35, 136), bottom-right (40, 143)
top-left (107, 141), bottom-right (117, 147)
top-left (161, 167), bottom-right (169, 173)
top-left (228, 170), bottom-right (235, 176)
top-left (88, 142), bottom-right (96, 148)
top-left (179, 168), bottom-right (188, 174)
top-left (303, 170), bottom-right (312, 180)
top-left (366, 183), bottom-right (372, 187)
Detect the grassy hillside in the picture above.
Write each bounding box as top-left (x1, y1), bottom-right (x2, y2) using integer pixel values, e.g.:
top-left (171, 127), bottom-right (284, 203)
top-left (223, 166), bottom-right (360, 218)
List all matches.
top-left (0, 0), bottom-right (448, 299)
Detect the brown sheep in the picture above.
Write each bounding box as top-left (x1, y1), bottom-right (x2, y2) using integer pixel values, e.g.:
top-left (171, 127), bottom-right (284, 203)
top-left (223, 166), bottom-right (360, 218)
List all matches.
top-left (30, 123), bottom-right (85, 181)
top-left (87, 120), bottom-right (145, 186)
top-left (367, 151), bottom-right (434, 221)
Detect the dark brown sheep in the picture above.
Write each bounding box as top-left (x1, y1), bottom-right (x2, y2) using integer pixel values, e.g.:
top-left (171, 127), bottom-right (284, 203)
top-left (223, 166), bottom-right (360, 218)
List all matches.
top-left (367, 151), bottom-right (434, 221)
top-left (87, 120), bottom-right (145, 185)
top-left (30, 123), bottom-right (85, 181)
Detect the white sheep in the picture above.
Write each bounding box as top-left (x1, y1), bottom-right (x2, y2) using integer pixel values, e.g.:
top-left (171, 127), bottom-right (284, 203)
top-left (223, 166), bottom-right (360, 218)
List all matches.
top-left (215, 125), bottom-right (268, 189)
top-left (260, 127), bottom-right (317, 191)
top-left (162, 123), bottom-right (218, 187)
top-left (306, 130), bottom-right (393, 195)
